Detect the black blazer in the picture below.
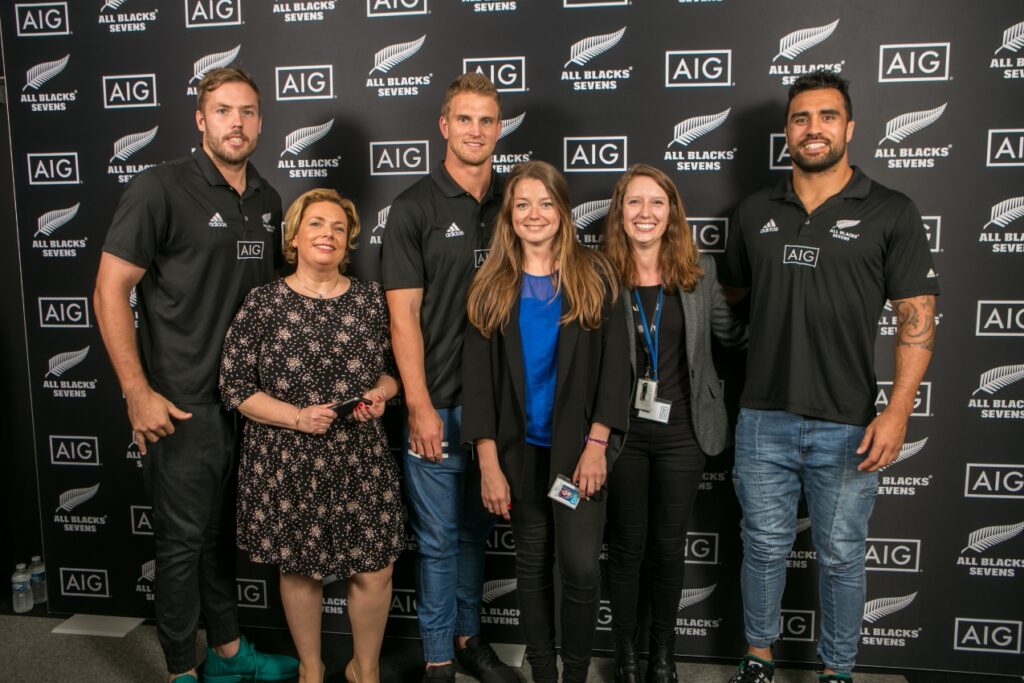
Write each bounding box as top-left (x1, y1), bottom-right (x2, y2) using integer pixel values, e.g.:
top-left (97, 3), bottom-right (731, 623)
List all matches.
top-left (462, 288), bottom-right (631, 498)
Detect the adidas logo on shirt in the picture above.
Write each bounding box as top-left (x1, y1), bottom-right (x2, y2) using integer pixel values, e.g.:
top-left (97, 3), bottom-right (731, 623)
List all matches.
top-left (927, 268), bottom-right (938, 278)
top-left (208, 212), bottom-right (227, 228)
top-left (760, 218), bottom-right (779, 234)
top-left (445, 222), bottom-right (464, 238)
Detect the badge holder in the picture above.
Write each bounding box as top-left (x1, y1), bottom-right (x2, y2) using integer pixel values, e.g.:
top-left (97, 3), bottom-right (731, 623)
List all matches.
top-left (547, 474), bottom-right (581, 510)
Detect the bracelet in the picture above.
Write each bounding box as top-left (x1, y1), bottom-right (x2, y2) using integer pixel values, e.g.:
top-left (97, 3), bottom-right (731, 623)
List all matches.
top-left (294, 407), bottom-right (302, 427)
top-left (584, 435), bottom-right (608, 447)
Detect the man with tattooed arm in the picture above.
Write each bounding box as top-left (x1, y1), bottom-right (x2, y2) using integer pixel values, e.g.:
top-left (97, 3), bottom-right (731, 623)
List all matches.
top-left (720, 70), bottom-right (939, 683)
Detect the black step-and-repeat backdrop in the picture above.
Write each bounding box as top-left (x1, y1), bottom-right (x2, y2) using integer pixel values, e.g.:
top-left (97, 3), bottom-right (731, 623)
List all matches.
top-left (3, 1), bottom-right (1022, 676)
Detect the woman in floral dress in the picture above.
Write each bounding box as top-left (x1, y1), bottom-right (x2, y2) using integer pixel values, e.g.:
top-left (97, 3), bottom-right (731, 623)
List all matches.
top-left (220, 188), bottom-right (403, 683)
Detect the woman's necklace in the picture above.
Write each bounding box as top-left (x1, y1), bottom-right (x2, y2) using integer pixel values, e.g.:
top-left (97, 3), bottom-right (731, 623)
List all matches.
top-left (293, 271), bottom-right (341, 299)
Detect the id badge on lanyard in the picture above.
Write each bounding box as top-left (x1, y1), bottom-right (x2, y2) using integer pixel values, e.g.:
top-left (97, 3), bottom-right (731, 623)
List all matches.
top-left (633, 287), bottom-right (661, 413)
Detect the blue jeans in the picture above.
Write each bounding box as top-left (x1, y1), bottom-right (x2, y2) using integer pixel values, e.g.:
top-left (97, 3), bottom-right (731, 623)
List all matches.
top-left (732, 408), bottom-right (878, 674)
top-left (403, 406), bottom-right (494, 663)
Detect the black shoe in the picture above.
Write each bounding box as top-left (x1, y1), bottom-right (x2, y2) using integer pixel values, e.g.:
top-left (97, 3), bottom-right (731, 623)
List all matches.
top-left (645, 639), bottom-right (677, 683)
top-left (455, 636), bottom-right (520, 682)
top-left (728, 655), bottom-right (775, 683)
top-left (614, 640), bottom-right (640, 683)
top-left (422, 663), bottom-right (456, 682)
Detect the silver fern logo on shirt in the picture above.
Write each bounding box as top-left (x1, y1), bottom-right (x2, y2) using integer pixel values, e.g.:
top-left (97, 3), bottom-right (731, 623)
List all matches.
top-left (186, 45), bottom-right (240, 95)
top-left (32, 202), bottom-right (86, 258)
top-left (980, 197), bottom-right (1024, 255)
top-left (277, 120), bottom-right (340, 179)
top-left (107, 125), bottom-right (158, 184)
top-left (874, 104), bottom-right (951, 169)
top-left (967, 364), bottom-right (1024, 421)
top-left (768, 19), bottom-right (843, 85)
top-left (20, 54), bottom-right (77, 112)
top-left (54, 484), bottom-right (107, 533)
top-left (366, 35), bottom-right (432, 97)
top-left (664, 109), bottom-right (735, 172)
top-left (990, 21), bottom-right (1024, 80)
top-left (98, 1), bottom-right (158, 33)
top-left (271, 0), bottom-right (337, 23)
top-left (43, 346), bottom-right (98, 398)
top-left (493, 112), bottom-right (532, 174)
top-left (561, 27), bottom-right (631, 91)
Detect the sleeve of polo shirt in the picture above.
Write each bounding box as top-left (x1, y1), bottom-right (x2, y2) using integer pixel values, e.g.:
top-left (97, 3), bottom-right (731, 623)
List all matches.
top-left (101, 170), bottom-right (169, 269)
top-left (884, 200), bottom-right (940, 301)
top-left (720, 204), bottom-right (751, 288)
top-left (380, 197), bottom-right (425, 291)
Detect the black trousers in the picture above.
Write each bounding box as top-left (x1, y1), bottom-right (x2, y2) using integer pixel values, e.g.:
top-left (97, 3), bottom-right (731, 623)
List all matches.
top-left (606, 413), bottom-right (706, 646)
top-left (143, 402), bottom-right (240, 674)
top-left (510, 445), bottom-right (606, 683)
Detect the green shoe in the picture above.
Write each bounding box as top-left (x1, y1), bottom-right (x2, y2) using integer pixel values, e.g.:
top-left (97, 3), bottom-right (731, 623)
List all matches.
top-left (202, 635), bottom-right (298, 682)
top-left (171, 676), bottom-right (198, 683)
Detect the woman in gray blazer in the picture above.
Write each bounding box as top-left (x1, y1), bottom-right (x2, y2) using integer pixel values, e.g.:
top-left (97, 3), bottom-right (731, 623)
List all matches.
top-left (601, 164), bottom-right (746, 683)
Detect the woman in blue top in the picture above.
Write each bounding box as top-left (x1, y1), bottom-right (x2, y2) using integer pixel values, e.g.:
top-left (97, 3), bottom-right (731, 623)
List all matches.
top-left (462, 161), bottom-right (630, 683)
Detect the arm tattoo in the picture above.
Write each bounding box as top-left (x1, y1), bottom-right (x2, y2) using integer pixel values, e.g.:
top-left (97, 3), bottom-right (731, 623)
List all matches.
top-left (892, 296), bottom-right (936, 351)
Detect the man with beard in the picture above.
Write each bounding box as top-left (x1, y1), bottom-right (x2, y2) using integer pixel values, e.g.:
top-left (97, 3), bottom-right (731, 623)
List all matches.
top-left (94, 68), bottom-right (296, 683)
top-left (720, 71), bottom-right (939, 683)
top-left (381, 73), bottom-right (516, 683)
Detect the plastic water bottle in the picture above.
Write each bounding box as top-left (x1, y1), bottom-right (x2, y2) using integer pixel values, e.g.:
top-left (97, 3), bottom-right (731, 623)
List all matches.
top-left (28, 556), bottom-right (46, 605)
top-left (11, 564), bottom-right (32, 613)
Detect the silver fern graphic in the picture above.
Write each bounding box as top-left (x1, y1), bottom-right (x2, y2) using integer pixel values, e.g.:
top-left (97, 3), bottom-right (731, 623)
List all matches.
top-left (863, 592), bottom-right (917, 624)
top-left (46, 346), bottom-right (90, 378)
top-left (795, 517), bottom-right (812, 533)
top-left (668, 109), bottom-right (730, 148)
top-left (110, 126), bottom-right (159, 163)
top-left (983, 197), bottom-right (1024, 229)
top-left (102, 0), bottom-right (129, 10)
top-left (961, 521), bottom-right (1024, 554)
top-left (878, 104), bottom-right (947, 145)
top-left (774, 20), bottom-right (839, 62)
top-left (139, 560), bottom-right (156, 582)
top-left (369, 35), bottom-right (426, 75)
top-left (481, 578), bottom-right (517, 604)
top-left (23, 54), bottom-right (70, 91)
top-left (996, 21), bottom-right (1024, 54)
top-left (375, 206), bottom-right (391, 232)
top-left (572, 199), bottom-right (611, 230)
top-left (35, 203), bottom-right (81, 237)
top-left (498, 112), bottom-right (526, 141)
top-left (190, 45), bottom-right (241, 84)
top-left (564, 27), bottom-right (627, 68)
top-left (882, 437), bottom-right (928, 470)
top-left (129, 287), bottom-right (138, 308)
top-left (677, 584), bottom-right (716, 610)
top-left (55, 483), bottom-right (100, 513)
top-left (280, 120), bottom-right (334, 157)
top-left (835, 219), bottom-right (860, 230)
top-left (972, 365), bottom-right (1024, 396)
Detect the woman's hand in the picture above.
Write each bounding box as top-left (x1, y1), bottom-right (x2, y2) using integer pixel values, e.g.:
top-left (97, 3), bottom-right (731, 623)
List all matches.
top-left (480, 462), bottom-right (512, 521)
top-left (295, 403), bottom-right (338, 434)
top-left (353, 393), bottom-right (386, 422)
top-left (572, 441), bottom-right (607, 498)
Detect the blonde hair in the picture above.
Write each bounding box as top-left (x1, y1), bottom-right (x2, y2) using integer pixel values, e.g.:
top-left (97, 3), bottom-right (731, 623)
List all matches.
top-left (282, 189), bottom-right (361, 272)
top-left (467, 161), bottom-right (618, 338)
top-left (602, 164), bottom-right (703, 293)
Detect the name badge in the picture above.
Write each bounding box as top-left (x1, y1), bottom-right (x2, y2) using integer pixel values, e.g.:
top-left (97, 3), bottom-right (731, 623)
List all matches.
top-left (635, 378), bottom-right (657, 412)
top-left (637, 398), bottom-right (672, 424)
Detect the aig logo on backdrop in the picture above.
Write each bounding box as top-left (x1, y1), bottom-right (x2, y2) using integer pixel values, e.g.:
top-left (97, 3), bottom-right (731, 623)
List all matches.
top-left (563, 0), bottom-right (627, 6)
top-left (38, 296), bottom-right (90, 328)
top-left (769, 134), bottom-right (790, 171)
top-left (49, 435), bottom-right (99, 466)
top-left (954, 618), bottom-right (1022, 654)
top-left (15, 2), bottom-right (70, 37)
top-left (563, 136), bottom-right (627, 173)
top-left (185, 0), bottom-right (242, 28)
top-left (486, 521), bottom-right (516, 556)
top-left (875, 381), bottom-right (932, 417)
top-left (991, 21), bottom-right (1024, 80)
top-left (463, 57), bottom-right (526, 93)
top-left (976, 300), bottom-right (1024, 336)
top-left (865, 538), bottom-right (921, 573)
top-left (779, 609), bottom-right (815, 641)
top-left (690, 218), bottom-right (727, 253)
top-left (964, 464), bottom-right (1024, 499)
top-left (276, 65), bottom-right (334, 101)
top-left (103, 74), bottom-right (158, 108)
top-left (987, 129), bottom-right (1024, 167)
top-left (60, 568), bottom-right (109, 598)
top-left (131, 505), bottom-right (154, 535)
top-left (237, 579), bottom-right (268, 608)
top-left (684, 531), bottom-right (718, 565)
top-left (665, 50), bottom-right (732, 88)
top-left (389, 588), bottom-right (419, 620)
top-left (366, 0), bottom-right (427, 17)
top-left (370, 140), bottom-right (429, 176)
top-left (878, 43), bottom-right (951, 82)
top-left (27, 152), bottom-right (80, 185)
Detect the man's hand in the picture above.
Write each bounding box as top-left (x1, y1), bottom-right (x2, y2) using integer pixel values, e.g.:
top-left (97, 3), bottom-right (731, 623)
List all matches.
top-left (856, 408), bottom-right (907, 472)
top-left (126, 386), bottom-right (192, 455)
top-left (408, 403), bottom-right (444, 462)
top-left (572, 442), bottom-right (607, 498)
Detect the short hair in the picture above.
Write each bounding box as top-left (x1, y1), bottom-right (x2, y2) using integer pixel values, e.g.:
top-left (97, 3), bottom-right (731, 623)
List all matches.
top-left (786, 69), bottom-right (852, 123)
top-left (282, 189), bottom-right (361, 273)
top-left (440, 73), bottom-right (501, 119)
top-left (195, 67), bottom-right (261, 113)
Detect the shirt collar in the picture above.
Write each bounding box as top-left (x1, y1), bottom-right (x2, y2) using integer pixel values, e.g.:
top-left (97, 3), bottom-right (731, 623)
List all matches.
top-left (431, 160), bottom-right (501, 203)
top-left (192, 147), bottom-right (264, 197)
top-left (771, 165), bottom-right (871, 204)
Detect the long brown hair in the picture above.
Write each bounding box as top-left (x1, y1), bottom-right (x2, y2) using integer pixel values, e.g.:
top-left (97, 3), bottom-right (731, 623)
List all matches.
top-left (467, 161), bottom-right (618, 338)
top-left (602, 163), bottom-right (703, 293)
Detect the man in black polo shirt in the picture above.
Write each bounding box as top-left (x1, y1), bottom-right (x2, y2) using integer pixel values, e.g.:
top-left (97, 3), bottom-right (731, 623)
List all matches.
top-left (721, 71), bottom-right (938, 683)
top-left (381, 73), bottom-right (515, 683)
top-left (94, 68), bottom-right (296, 683)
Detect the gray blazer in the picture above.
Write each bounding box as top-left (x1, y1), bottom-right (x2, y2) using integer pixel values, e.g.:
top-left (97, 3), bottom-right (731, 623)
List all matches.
top-left (623, 254), bottom-right (746, 455)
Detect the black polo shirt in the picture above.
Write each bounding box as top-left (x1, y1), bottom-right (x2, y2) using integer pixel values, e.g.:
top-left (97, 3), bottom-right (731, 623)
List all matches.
top-left (721, 167), bottom-right (939, 426)
top-left (381, 162), bottom-right (502, 409)
top-left (102, 148), bottom-right (282, 404)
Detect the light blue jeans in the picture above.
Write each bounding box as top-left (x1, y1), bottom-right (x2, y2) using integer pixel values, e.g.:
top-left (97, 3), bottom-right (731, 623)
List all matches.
top-left (732, 408), bottom-right (878, 674)
top-left (403, 406), bottom-right (494, 663)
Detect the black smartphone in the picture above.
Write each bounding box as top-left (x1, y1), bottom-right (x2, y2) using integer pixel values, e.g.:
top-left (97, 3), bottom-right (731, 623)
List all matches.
top-left (328, 396), bottom-right (366, 416)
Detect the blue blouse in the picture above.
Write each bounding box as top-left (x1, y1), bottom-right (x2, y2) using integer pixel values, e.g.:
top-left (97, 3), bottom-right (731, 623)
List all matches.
top-left (518, 273), bottom-right (561, 447)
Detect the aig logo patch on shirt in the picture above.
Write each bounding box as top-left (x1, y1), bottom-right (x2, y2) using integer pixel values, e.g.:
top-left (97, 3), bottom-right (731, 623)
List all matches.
top-left (237, 241), bottom-right (264, 260)
top-left (474, 249), bottom-right (490, 268)
top-left (783, 244), bottom-right (819, 267)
